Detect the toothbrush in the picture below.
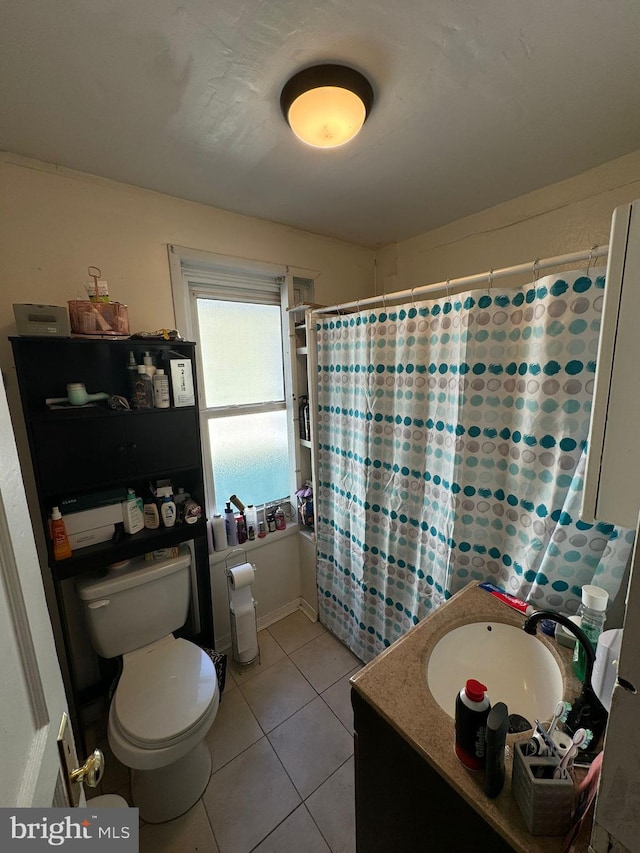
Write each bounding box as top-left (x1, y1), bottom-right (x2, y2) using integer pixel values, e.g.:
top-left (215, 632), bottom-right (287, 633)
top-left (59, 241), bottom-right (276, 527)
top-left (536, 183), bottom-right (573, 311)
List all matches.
top-left (546, 700), bottom-right (567, 739)
top-left (554, 728), bottom-right (587, 779)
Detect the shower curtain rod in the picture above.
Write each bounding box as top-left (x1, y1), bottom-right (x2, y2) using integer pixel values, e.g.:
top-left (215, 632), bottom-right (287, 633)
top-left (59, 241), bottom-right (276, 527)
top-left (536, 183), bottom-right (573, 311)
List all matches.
top-left (313, 245), bottom-right (609, 316)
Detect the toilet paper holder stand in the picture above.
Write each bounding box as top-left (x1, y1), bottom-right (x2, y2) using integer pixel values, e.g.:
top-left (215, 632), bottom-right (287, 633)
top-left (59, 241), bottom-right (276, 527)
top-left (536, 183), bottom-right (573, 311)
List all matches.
top-left (225, 549), bottom-right (260, 669)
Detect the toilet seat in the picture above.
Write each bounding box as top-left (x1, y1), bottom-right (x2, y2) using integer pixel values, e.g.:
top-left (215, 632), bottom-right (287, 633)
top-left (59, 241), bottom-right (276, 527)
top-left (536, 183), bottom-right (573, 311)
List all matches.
top-left (113, 636), bottom-right (217, 749)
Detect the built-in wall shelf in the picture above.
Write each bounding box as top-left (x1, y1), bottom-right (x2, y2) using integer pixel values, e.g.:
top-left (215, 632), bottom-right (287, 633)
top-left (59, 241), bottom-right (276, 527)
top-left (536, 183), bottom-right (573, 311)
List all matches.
top-left (300, 438), bottom-right (312, 450)
top-left (296, 346), bottom-right (308, 355)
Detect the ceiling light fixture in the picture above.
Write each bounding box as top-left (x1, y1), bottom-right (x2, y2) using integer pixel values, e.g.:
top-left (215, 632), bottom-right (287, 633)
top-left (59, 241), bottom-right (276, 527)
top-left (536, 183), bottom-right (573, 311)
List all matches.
top-left (280, 64), bottom-right (374, 149)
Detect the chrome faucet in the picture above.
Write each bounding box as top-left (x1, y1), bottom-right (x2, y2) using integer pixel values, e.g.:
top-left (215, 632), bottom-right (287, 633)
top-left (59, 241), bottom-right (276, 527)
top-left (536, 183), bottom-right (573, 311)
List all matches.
top-left (523, 609), bottom-right (607, 743)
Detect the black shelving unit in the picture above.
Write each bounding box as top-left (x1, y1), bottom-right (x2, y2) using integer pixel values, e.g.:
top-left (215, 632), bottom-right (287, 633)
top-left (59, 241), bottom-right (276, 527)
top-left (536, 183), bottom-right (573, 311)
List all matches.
top-left (10, 336), bottom-right (214, 750)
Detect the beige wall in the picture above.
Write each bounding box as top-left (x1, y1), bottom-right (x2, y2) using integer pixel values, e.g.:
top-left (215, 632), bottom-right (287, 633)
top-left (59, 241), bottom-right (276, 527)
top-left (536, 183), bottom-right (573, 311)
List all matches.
top-left (0, 152), bottom-right (374, 398)
top-left (377, 149), bottom-right (640, 292)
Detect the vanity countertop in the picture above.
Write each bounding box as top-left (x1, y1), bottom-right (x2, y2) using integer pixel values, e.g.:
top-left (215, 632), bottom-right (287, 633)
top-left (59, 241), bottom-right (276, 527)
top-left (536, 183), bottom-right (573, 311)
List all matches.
top-left (351, 582), bottom-right (592, 853)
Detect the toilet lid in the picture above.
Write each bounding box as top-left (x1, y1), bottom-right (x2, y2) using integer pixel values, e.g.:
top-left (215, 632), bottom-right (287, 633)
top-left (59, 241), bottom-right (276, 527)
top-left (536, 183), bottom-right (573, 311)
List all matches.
top-left (114, 637), bottom-right (216, 748)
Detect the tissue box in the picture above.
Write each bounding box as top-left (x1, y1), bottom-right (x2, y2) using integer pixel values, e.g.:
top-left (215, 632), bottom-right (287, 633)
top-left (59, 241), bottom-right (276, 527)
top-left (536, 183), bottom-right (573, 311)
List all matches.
top-left (511, 742), bottom-right (575, 836)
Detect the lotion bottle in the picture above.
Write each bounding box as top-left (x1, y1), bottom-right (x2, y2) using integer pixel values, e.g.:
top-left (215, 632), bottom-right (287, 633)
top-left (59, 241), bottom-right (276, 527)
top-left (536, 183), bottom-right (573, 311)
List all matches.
top-left (122, 489), bottom-right (144, 534)
top-left (51, 506), bottom-right (72, 560)
top-left (454, 679), bottom-right (491, 771)
top-left (143, 498), bottom-right (160, 529)
top-left (157, 486), bottom-right (176, 528)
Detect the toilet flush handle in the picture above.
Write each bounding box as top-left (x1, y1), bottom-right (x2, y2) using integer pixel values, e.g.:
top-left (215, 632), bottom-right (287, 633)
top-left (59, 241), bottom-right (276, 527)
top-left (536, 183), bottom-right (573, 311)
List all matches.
top-left (88, 599), bottom-right (110, 609)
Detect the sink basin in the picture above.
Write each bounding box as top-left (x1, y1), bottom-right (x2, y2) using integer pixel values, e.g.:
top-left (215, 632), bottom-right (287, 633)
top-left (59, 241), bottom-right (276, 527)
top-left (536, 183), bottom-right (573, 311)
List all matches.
top-left (426, 622), bottom-right (563, 725)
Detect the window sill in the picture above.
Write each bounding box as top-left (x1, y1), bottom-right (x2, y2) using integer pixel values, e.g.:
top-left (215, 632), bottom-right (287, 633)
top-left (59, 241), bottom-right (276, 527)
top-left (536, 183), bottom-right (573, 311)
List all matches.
top-left (208, 520), bottom-right (301, 566)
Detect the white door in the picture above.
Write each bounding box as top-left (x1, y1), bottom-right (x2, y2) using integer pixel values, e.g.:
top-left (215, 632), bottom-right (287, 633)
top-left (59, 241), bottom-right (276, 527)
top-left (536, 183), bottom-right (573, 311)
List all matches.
top-left (0, 374), bottom-right (79, 807)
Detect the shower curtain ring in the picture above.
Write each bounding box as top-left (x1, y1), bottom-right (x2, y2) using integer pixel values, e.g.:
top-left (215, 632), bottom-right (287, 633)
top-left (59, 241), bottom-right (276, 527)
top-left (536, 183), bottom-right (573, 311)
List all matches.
top-left (487, 268), bottom-right (494, 294)
top-left (382, 292), bottom-right (388, 311)
top-left (586, 245), bottom-right (597, 277)
top-left (445, 279), bottom-right (451, 301)
top-left (410, 288), bottom-right (417, 309)
top-left (532, 258), bottom-right (540, 283)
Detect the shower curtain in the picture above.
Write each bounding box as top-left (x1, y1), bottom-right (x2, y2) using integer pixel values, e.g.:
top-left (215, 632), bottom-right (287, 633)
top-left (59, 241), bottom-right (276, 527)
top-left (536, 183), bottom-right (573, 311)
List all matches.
top-left (315, 268), bottom-right (634, 663)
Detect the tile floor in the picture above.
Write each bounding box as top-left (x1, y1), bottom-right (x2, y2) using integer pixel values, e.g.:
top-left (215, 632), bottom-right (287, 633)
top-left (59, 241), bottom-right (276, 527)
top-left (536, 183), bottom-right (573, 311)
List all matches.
top-left (86, 610), bottom-right (362, 853)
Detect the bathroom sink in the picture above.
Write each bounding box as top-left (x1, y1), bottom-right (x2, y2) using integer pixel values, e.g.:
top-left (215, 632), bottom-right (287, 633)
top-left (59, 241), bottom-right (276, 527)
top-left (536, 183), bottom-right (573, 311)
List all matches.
top-left (426, 622), bottom-right (563, 725)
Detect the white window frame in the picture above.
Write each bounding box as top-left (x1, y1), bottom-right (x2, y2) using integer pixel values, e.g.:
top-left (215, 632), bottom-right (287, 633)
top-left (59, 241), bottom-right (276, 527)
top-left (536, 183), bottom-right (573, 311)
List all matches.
top-left (168, 245), bottom-right (316, 519)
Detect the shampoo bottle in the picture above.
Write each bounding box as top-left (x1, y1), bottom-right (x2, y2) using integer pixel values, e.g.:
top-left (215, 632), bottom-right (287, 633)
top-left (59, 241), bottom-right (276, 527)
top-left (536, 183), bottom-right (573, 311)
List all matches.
top-left (454, 679), bottom-right (491, 771)
top-left (122, 489), bottom-right (144, 534)
top-left (133, 365), bottom-right (153, 409)
top-left (51, 506), bottom-right (72, 560)
top-left (225, 502), bottom-right (238, 546)
top-left (152, 369), bottom-right (170, 408)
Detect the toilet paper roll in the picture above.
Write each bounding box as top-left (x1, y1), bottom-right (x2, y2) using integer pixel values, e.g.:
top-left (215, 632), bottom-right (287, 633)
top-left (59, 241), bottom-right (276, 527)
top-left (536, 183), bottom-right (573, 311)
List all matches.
top-left (231, 600), bottom-right (258, 658)
top-left (228, 562), bottom-right (255, 590)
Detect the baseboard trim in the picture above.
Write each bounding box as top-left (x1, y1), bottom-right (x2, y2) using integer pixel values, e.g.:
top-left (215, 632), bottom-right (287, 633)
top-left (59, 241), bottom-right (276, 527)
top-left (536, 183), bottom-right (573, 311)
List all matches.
top-left (299, 597), bottom-right (318, 623)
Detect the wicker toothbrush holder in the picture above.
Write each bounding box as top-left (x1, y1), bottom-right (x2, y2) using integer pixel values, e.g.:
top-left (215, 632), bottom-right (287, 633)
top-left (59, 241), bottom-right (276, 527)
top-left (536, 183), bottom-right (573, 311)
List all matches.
top-left (511, 741), bottom-right (576, 836)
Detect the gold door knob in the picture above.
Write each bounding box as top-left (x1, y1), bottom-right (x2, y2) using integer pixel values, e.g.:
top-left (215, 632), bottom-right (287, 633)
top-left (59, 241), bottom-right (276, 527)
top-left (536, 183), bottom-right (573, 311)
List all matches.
top-left (69, 748), bottom-right (104, 788)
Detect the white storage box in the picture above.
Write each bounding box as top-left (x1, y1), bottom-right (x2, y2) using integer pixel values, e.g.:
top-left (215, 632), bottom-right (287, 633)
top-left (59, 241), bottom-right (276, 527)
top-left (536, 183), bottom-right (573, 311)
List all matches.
top-left (68, 524), bottom-right (115, 550)
top-left (63, 503), bottom-right (123, 534)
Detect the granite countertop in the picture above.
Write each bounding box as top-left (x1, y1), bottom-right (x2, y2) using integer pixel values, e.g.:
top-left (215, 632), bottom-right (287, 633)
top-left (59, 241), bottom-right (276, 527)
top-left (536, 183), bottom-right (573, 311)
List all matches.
top-left (351, 582), bottom-right (591, 853)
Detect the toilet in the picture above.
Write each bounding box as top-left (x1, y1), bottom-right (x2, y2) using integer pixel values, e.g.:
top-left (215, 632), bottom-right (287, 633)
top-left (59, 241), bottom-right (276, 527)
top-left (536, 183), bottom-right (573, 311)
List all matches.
top-left (76, 545), bottom-right (219, 823)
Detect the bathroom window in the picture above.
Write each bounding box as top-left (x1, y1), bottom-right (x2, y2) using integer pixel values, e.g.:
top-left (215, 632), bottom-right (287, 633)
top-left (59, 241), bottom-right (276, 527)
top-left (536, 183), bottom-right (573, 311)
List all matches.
top-left (168, 246), bottom-right (299, 515)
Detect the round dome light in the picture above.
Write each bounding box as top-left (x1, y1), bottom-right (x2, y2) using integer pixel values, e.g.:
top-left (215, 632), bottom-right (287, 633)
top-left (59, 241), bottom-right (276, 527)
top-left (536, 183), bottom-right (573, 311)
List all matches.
top-left (281, 64), bottom-right (374, 149)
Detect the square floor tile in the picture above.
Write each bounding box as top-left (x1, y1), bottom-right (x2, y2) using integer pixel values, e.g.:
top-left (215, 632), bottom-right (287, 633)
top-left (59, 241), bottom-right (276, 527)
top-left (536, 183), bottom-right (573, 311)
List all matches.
top-left (205, 686), bottom-right (263, 774)
top-left (203, 738), bottom-right (300, 853)
top-left (268, 696), bottom-right (354, 799)
top-left (321, 666), bottom-right (361, 732)
top-left (228, 629), bottom-right (285, 685)
top-left (252, 805), bottom-right (330, 853)
top-left (290, 631), bottom-right (361, 693)
top-left (240, 657), bottom-right (316, 732)
top-left (306, 758), bottom-right (356, 853)
top-left (139, 801), bottom-right (219, 853)
top-left (267, 610), bottom-right (326, 654)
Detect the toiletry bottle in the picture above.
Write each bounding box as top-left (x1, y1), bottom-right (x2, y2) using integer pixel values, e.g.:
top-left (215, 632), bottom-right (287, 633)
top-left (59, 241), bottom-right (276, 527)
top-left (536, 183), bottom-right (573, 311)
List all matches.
top-left (225, 502), bottom-right (238, 546)
top-left (126, 350), bottom-right (138, 380)
top-left (573, 585), bottom-right (609, 682)
top-left (245, 504), bottom-right (258, 535)
top-left (299, 395), bottom-right (309, 440)
top-left (143, 351), bottom-right (156, 377)
top-left (274, 506), bottom-right (286, 530)
top-left (483, 702), bottom-right (509, 798)
top-left (212, 513), bottom-right (228, 551)
top-left (158, 487), bottom-right (176, 528)
top-left (50, 506), bottom-right (72, 560)
top-left (174, 487), bottom-right (190, 523)
top-left (122, 489), bottom-right (144, 534)
top-left (133, 365), bottom-right (153, 409)
top-left (236, 513), bottom-right (247, 544)
top-left (455, 679), bottom-right (491, 771)
top-left (143, 497), bottom-right (160, 529)
top-left (152, 368), bottom-right (170, 408)
top-left (267, 511), bottom-right (276, 533)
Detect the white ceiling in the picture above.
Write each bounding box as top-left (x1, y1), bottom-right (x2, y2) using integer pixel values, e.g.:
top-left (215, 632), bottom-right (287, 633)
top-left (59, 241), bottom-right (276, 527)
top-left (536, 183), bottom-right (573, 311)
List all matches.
top-left (2, 0), bottom-right (640, 248)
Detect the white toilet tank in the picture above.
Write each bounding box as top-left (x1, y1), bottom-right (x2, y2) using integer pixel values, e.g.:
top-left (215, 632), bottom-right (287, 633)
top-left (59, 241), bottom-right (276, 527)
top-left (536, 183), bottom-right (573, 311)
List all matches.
top-left (76, 546), bottom-right (192, 658)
